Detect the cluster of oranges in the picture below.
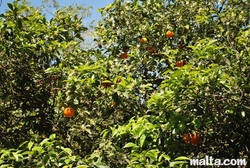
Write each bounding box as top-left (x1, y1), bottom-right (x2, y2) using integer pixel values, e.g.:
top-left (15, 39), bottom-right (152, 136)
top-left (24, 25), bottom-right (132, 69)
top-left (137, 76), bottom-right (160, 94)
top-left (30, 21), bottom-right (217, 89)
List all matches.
top-left (183, 131), bottom-right (201, 145)
top-left (138, 30), bottom-right (188, 67)
top-left (120, 30), bottom-right (179, 60)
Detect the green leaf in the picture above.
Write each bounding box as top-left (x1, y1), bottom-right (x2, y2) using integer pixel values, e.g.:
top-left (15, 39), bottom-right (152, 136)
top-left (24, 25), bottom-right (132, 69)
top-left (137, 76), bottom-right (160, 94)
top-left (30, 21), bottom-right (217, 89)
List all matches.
top-left (192, 118), bottom-right (201, 130)
top-left (49, 134), bottom-right (56, 140)
top-left (146, 149), bottom-right (160, 162)
top-left (21, 151), bottom-right (34, 156)
top-left (175, 156), bottom-right (190, 161)
top-left (179, 123), bottom-right (186, 132)
top-left (139, 134), bottom-right (146, 148)
top-left (27, 141), bottom-right (34, 150)
top-left (17, 18), bottom-right (22, 29)
top-left (48, 151), bottom-right (57, 158)
top-left (61, 147), bottom-right (72, 156)
top-left (12, 152), bottom-right (19, 161)
top-left (100, 129), bottom-right (110, 139)
top-left (45, 67), bottom-right (61, 73)
top-left (76, 166), bottom-right (89, 168)
top-left (7, 3), bottom-right (13, 10)
top-left (0, 164), bottom-right (13, 168)
top-left (241, 85), bottom-right (250, 93)
top-left (40, 138), bottom-right (50, 146)
top-left (111, 127), bottom-right (118, 137)
top-left (42, 154), bottom-right (49, 164)
top-left (241, 111), bottom-right (245, 118)
top-left (32, 146), bottom-right (45, 155)
top-left (95, 162), bottom-right (109, 168)
top-left (112, 92), bottom-right (121, 105)
top-left (123, 142), bottom-right (139, 149)
top-left (158, 153), bottom-right (171, 162)
top-left (18, 141), bottom-right (28, 149)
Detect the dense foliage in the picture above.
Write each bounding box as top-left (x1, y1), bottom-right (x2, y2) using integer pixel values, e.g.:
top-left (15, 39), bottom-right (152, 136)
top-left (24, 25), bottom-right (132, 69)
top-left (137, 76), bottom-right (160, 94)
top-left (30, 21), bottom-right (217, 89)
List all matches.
top-left (0, 0), bottom-right (249, 167)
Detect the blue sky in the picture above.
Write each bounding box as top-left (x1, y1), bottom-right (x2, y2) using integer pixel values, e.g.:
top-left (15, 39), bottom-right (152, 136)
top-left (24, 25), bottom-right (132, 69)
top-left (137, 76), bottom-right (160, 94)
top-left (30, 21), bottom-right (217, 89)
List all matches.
top-left (0, 0), bottom-right (114, 23)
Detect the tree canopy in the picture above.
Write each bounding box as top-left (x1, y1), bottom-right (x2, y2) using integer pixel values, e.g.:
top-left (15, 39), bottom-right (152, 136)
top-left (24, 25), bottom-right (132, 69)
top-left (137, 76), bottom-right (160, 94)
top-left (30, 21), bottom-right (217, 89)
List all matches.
top-left (0, 0), bottom-right (249, 167)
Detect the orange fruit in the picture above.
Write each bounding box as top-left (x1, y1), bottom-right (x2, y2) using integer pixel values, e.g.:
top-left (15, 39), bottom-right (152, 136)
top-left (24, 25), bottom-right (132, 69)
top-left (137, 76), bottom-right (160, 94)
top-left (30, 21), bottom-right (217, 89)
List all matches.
top-left (183, 133), bottom-right (192, 144)
top-left (63, 107), bottom-right (75, 118)
top-left (101, 82), bottom-right (107, 88)
top-left (190, 131), bottom-right (201, 145)
top-left (176, 60), bottom-right (185, 67)
top-left (120, 53), bottom-right (128, 59)
top-left (140, 37), bottom-right (147, 43)
top-left (117, 78), bottom-right (122, 83)
top-left (166, 30), bottom-right (174, 38)
top-left (101, 82), bottom-right (113, 88)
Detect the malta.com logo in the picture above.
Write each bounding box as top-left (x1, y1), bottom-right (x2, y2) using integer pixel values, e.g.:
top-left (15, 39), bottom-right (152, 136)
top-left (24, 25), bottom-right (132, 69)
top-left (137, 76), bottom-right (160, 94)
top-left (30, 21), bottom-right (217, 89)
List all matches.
top-left (190, 156), bottom-right (247, 166)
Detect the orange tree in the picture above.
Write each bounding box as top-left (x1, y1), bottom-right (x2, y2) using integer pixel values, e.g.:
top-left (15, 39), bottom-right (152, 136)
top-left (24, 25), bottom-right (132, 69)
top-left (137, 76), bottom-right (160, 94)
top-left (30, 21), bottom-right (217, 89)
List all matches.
top-left (1, 0), bottom-right (250, 167)
top-left (0, 0), bottom-right (89, 148)
top-left (89, 0), bottom-right (250, 167)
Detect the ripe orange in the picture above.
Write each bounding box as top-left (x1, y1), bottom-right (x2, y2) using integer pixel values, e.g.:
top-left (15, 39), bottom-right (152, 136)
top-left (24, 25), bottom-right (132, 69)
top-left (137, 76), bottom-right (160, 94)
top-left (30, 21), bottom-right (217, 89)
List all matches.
top-left (120, 53), bottom-right (128, 59)
top-left (166, 30), bottom-right (174, 38)
top-left (102, 82), bottom-right (112, 88)
top-left (176, 60), bottom-right (185, 67)
top-left (140, 37), bottom-right (147, 43)
top-left (183, 133), bottom-right (192, 144)
top-left (117, 78), bottom-right (122, 83)
top-left (63, 107), bottom-right (75, 118)
top-left (190, 131), bottom-right (201, 145)
top-left (101, 82), bottom-right (107, 88)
